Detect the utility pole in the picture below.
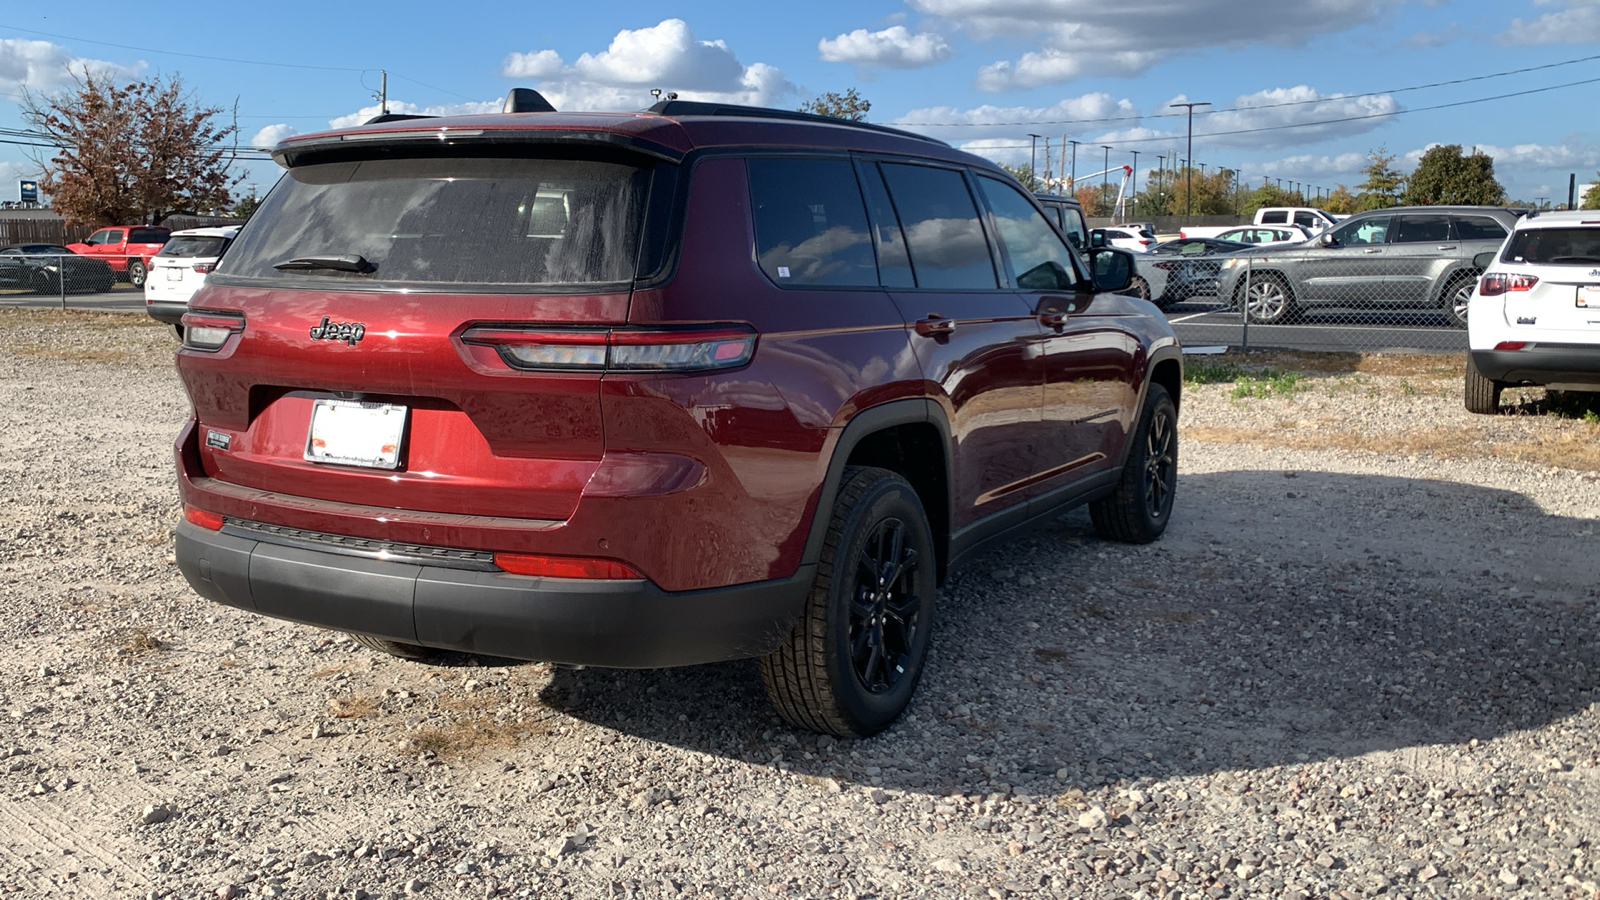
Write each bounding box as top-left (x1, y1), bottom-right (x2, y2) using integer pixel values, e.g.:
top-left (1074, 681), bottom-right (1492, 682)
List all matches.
top-left (1068, 140), bottom-right (1081, 191)
top-left (1028, 134), bottom-right (1041, 187)
top-left (1129, 150), bottom-right (1140, 217)
top-left (1570, 174), bottom-right (1578, 209)
top-left (380, 70), bottom-right (388, 116)
top-left (1101, 146), bottom-right (1112, 219)
top-left (1169, 101), bottom-right (1210, 220)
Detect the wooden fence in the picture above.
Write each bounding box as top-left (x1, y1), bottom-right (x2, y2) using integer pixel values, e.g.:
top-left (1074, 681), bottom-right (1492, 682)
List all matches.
top-left (0, 216), bottom-right (245, 247)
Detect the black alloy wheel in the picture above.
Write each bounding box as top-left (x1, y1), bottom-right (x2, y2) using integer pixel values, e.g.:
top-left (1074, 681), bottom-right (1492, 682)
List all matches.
top-left (1090, 383), bottom-right (1178, 543)
top-left (847, 517), bottom-right (922, 695)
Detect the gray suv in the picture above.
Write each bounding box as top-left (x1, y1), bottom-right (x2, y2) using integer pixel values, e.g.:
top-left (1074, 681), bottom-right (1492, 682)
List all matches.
top-left (1217, 206), bottom-right (1521, 326)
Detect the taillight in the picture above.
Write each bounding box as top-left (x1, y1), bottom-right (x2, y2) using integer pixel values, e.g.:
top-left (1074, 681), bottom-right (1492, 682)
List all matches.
top-left (1152, 261), bottom-right (1179, 271)
top-left (181, 310), bottom-right (245, 351)
top-left (183, 505), bottom-right (224, 531)
top-left (492, 553), bottom-right (642, 579)
top-left (460, 325), bottom-right (757, 373)
top-left (1478, 273), bottom-right (1538, 296)
top-left (192, 263), bottom-right (216, 274)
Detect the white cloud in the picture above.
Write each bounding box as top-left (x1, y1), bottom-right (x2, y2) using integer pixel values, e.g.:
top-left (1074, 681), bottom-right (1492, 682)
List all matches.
top-left (1177, 86), bottom-right (1401, 151)
top-left (500, 49), bottom-right (564, 79)
top-left (1256, 152), bottom-right (1369, 181)
top-left (250, 124), bottom-right (299, 149)
top-left (327, 99), bottom-right (503, 130)
top-left (1472, 139), bottom-right (1600, 169)
top-left (891, 92), bottom-right (1135, 141)
top-left (908, 0), bottom-right (1394, 87)
top-left (818, 26), bottom-right (954, 69)
top-left (0, 38), bottom-right (144, 93)
top-left (497, 20), bottom-right (794, 110)
top-left (1500, 0), bottom-right (1600, 44)
top-left (952, 138), bottom-right (1031, 167)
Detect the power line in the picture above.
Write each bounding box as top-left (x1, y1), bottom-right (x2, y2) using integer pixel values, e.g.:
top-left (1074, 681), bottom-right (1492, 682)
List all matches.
top-left (896, 50), bottom-right (1600, 128)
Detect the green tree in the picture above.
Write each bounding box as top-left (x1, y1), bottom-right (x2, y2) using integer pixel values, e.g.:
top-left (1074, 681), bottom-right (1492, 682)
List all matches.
top-left (1401, 144), bottom-right (1506, 206)
top-left (22, 71), bottom-right (240, 225)
top-left (230, 190), bottom-right (262, 220)
top-left (1319, 185), bottom-right (1359, 215)
top-left (1000, 163), bottom-right (1040, 191)
top-left (1357, 147), bottom-right (1405, 210)
top-left (1581, 172), bottom-right (1600, 210)
top-left (798, 88), bottom-right (871, 122)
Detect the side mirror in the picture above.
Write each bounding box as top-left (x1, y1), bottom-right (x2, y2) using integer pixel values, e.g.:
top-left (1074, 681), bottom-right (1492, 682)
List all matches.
top-left (1472, 250), bottom-right (1496, 268)
top-left (1089, 229), bottom-right (1108, 248)
top-left (1087, 247), bottom-right (1134, 293)
top-left (1317, 232), bottom-right (1336, 248)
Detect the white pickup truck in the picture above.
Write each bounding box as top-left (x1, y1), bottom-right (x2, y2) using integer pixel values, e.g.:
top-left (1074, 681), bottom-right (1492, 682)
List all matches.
top-left (1179, 207), bottom-right (1340, 240)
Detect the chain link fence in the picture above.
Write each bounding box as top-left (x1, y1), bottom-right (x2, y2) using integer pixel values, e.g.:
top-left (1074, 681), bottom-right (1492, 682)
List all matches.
top-left (1142, 247), bottom-right (1480, 354)
top-left (0, 253), bottom-right (151, 309)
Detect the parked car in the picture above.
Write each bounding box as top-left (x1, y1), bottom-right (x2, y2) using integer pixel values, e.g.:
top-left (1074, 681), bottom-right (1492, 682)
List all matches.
top-left (171, 93), bottom-right (1183, 738)
top-left (1211, 225), bottom-right (1313, 247)
top-left (1466, 209), bottom-right (1600, 413)
top-left (1254, 206), bottom-right (1340, 233)
top-left (145, 226), bottom-right (239, 334)
top-left (1033, 193), bottom-right (1090, 252)
top-left (1216, 206), bottom-right (1520, 326)
top-left (64, 225), bottom-right (171, 287)
top-left (1093, 225), bottom-right (1156, 253)
top-left (1146, 237), bottom-right (1252, 303)
top-left (0, 244), bottom-right (115, 294)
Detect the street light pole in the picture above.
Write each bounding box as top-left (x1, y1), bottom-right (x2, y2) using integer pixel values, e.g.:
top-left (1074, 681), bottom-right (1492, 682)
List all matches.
top-left (1028, 134), bottom-right (1041, 186)
top-left (1068, 140), bottom-right (1080, 191)
top-left (1169, 100), bottom-right (1211, 221)
top-left (1101, 145), bottom-right (1112, 219)
top-left (1129, 150), bottom-right (1139, 217)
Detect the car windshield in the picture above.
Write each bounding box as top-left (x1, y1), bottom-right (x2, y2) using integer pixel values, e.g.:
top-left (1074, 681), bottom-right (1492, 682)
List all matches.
top-left (1503, 227), bottom-right (1600, 265)
top-left (217, 155), bottom-right (651, 291)
top-left (158, 236), bottom-right (230, 259)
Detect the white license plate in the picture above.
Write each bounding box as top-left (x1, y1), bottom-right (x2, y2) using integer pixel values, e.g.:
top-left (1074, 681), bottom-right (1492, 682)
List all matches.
top-left (1578, 285), bottom-right (1600, 308)
top-left (304, 399), bottom-right (407, 469)
top-left (165, 268), bottom-right (183, 281)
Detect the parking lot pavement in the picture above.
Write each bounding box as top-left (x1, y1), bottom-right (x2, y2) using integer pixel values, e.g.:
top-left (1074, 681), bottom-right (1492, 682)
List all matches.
top-left (0, 287), bottom-right (147, 313)
top-left (1162, 296), bottom-right (1467, 353)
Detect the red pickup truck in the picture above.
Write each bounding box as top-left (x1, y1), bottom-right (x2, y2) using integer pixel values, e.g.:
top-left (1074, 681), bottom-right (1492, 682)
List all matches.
top-left (66, 226), bottom-right (172, 287)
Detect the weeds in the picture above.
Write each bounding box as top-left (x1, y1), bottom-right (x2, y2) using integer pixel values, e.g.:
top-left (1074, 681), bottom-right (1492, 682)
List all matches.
top-left (1184, 358), bottom-right (1250, 385)
top-left (1231, 371), bottom-right (1304, 400)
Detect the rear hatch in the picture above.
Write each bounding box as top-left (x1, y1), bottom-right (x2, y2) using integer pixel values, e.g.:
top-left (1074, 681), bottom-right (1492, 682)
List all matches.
top-left (177, 149), bottom-right (669, 523)
top-left (149, 233), bottom-right (231, 303)
top-left (1498, 225), bottom-right (1600, 337)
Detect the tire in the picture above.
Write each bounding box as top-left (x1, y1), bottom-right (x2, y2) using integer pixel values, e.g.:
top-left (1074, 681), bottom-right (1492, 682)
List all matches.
top-left (1119, 274), bottom-right (1151, 302)
top-left (1464, 353), bottom-right (1504, 415)
top-left (760, 466), bottom-right (936, 737)
top-left (172, 324), bottom-right (185, 340)
top-left (126, 259), bottom-right (147, 288)
top-left (349, 632), bottom-right (439, 661)
top-left (1238, 273), bottom-right (1296, 324)
top-left (1090, 383), bottom-right (1178, 544)
top-left (1444, 274), bottom-right (1475, 329)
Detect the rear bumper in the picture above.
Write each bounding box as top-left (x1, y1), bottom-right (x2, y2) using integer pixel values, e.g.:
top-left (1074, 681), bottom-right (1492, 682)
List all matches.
top-left (175, 519), bottom-right (811, 668)
top-left (1470, 345), bottom-right (1600, 387)
top-left (145, 298), bottom-right (187, 326)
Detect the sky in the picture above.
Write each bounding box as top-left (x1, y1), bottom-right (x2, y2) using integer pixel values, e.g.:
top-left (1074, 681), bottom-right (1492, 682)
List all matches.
top-left (2, 0), bottom-right (1599, 206)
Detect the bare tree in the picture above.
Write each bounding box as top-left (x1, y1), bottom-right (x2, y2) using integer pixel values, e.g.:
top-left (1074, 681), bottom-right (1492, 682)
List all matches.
top-left (23, 71), bottom-right (240, 225)
top-left (798, 88), bottom-right (871, 122)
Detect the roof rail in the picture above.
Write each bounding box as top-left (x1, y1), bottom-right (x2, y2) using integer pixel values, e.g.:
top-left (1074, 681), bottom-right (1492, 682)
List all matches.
top-left (643, 100), bottom-right (947, 146)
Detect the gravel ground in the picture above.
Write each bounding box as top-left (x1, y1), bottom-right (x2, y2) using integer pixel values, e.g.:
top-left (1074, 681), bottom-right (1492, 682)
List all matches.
top-left (1, 312), bottom-right (1597, 899)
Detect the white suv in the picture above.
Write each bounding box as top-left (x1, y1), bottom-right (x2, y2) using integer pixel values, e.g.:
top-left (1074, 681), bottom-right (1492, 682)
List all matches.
top-left (144, 226), bottom-right (239, 335)
top-left (1465, 210), bottom-right (1600, 413)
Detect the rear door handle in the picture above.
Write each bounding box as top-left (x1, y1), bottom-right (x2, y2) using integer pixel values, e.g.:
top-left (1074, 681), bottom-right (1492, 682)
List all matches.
top-left (1363, 248), bottom-right (1383, 254)
top-left (1437, 245), bottom-right (1457, 250)
top-left (914, 315), bottom-right (956, 338)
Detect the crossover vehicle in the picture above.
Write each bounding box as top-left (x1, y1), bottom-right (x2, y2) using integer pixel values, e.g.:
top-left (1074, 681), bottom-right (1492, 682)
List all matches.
top-left (172, 92), bottom-right (1183, 737)
top-left (146, 226), bottom-right (239, 334)
top-left (0, 244), bottom-right (115, 294)
top-left (1211, 225), bottom-right (1312, 247)
top-left (1092, 225), bottom-right (1156, 253)
top-left (1465, 210), bottom-right (1600, 413)
top-left (1217, 206), bottom-right (1519, 326)
top-left (1147, 237), bottom-right (1251, 304)
top-left (1032, 193), bottom-right (1090, 252)
top-left (65, 225), bottom-right (172, 287)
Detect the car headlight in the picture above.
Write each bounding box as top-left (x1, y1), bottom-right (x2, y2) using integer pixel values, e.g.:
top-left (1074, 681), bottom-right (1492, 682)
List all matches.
top-left (1221, 258), bottom-right (1240, 270)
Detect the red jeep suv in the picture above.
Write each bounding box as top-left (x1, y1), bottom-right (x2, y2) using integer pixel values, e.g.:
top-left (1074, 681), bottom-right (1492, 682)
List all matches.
top-left (173, 94), bottom-right (1182, 736)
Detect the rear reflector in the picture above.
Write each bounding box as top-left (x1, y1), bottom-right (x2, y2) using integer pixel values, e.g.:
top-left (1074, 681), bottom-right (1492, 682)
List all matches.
top-left (461, 324), bottom-right (756, 373)
top-left (1494, 341), bottom-right (1527, 351)
top-left (183, 505), bottom-right (224, 531)
top-left (492, 553), bottom-right (643, 579)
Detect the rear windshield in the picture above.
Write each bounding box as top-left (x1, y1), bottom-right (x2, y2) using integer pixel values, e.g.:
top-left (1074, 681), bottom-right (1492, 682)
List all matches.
top-left (129, 228), bottom-right (170, 244)
top-left (157, 236), bottom-right (229, 259)
top-left (216, 157), bottom-right (650, 290)
top-left (1503, 228), bottom-right (1600, 265)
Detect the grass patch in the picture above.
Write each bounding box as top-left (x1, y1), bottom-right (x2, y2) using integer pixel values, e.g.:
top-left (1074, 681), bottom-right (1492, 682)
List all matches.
top-left (107, 627), bottom-right (162, 655)
top-left (1231, 370), bottom-right (1305, 400)
top-left (1187, 422), bottom-right (1600, 472)
top-left (327, 696), bottom-right (379, 719)
top-left (1184, 357), bottom-right (1250, 385)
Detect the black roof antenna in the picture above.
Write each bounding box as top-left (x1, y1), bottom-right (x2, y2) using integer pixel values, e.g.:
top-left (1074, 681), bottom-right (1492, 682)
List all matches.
top-left (503, 88), bottom-right (557, 114)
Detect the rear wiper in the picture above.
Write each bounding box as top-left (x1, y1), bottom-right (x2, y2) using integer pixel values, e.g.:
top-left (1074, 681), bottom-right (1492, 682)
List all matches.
top-left (273, 254), bottom-right (375, 274)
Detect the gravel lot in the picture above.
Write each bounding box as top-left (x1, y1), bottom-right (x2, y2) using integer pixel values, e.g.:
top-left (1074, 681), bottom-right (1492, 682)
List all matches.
top-left (1, 311), bottom-right (1597, 899)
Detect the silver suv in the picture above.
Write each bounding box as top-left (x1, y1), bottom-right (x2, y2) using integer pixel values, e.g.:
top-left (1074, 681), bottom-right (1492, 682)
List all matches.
top-left (1217, 206), bottom-right (1522, 326)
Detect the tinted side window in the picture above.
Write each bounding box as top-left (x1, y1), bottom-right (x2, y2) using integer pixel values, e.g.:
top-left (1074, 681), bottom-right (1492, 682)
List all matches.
top-left (1060, 206), bottom-right (1088, 251)
top-left (879, 163), bottom-right (997, 290)
top-left (1293, 211), bottom-right (1318, 229)
top-left (1334, 216), bottom-right (1390, 246)
top-left (976, 176), bottom-right (1075, 290)
top-left (1454, 216), bottom-right (1508, 241)
top-left (748, 157), bottom-right (877, 288)
top-left (129, 228), bottom-right (170, 244)
top-left (855, 161), bottom-right (914, 289)
top-left (1260, 210), bottom-right (1287, 224)
top-left (86, 230), bottom-right (114, 245)
top-left (1391, 215), bottom-right (1451, 244)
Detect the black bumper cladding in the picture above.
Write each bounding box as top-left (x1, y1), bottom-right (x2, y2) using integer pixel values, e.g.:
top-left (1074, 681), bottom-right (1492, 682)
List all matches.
top-left (175, 520), bottom-right (809, 668)
top-left (1471, 345), bottom-right (1600, 387)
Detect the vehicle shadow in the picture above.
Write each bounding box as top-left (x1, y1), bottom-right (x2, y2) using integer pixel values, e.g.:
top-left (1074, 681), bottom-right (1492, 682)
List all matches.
top-left (542, 470), bottom-right (1599, 796)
